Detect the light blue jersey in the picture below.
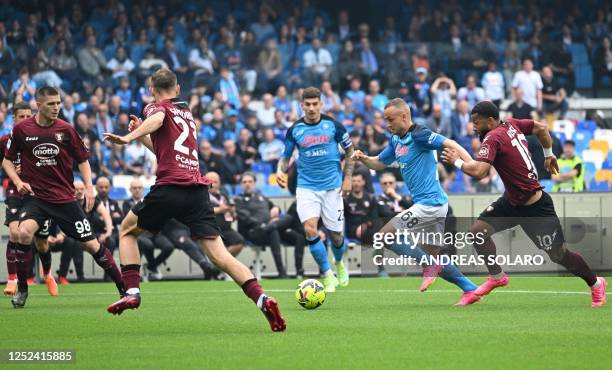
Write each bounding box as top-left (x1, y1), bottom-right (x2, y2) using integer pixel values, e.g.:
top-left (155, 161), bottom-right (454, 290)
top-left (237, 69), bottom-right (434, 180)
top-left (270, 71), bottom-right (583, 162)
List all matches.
top-left (378, 124), bottom-right (448, 206)
top-left (283, 114), bottom-right (352, 191)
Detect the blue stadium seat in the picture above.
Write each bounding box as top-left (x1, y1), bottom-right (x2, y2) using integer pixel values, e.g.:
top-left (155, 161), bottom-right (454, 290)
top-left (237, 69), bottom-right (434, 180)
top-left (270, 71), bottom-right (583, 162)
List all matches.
top-left (373, 182), bottom-right (382, 194)
top-left (448, 180), bottom-right (465, 193)
top-left (568, 43), bottom-right (590, 65)
top-left (554, 132), bottom-right (567, 145)
top-left (589, 179), bottom-right (610, 192)
top-left (251, 162), bottom-right (273, 176)
top-left (574, 130), bottom-right (594, 153)
top-left (602, 159), bottom-right (612, 170)
top-left (539, 179), bottom-right (554, 193)
top-left (260, 185), bottom-right (289, 197)
top-left (576, 120), bottom-right (597, 132)
top-left (574, 64), bottom-right (593, 89)
top-left (584, 161), bottom-right (597, 175)
top-left (109, 186), bottom-right (129, 200)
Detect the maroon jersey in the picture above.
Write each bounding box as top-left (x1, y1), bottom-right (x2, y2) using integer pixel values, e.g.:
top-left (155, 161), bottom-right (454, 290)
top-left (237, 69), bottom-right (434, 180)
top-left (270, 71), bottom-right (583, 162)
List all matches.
top-left (144, 99), bottom-right (210, 186)
top-left (0, 134), bottom-right (20, 199)
top-left (476, 118), bottom-right (543, 205)
top-left (5, 117), bottom-right (89, 203)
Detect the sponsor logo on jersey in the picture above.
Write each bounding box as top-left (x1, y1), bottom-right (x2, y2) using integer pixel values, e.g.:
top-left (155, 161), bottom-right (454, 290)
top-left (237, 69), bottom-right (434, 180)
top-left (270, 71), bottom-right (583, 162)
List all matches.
top-left (395, 144), bottom-right (409, 157)
top-left (33, 143), bottom-right (60, 159)
top-left (302, 134), bottom-right (330, 147)
top-left (25, 137), bottom-right (38, 142)
top-left (478, 144), bottom-right (490, 158)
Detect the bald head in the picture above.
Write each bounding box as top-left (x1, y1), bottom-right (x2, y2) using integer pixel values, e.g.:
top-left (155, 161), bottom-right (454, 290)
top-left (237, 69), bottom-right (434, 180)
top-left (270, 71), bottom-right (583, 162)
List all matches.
top-left (96, 176), bottom-right (111, 199)
top-left (74, 180), bottom-right (85, 200)
top-left (207, 171), bottom-right (221, 192)
top-left (129, 178), bottom-right (144, 200)
top-left (384, 98), bottom-right (412, 136)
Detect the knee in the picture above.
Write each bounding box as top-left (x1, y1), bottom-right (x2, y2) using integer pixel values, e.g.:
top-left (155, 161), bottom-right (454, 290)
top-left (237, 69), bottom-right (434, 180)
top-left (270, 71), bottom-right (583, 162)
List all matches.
top-left (329, 231), bottom-right (344, 247)
top-left (546, 245), bottom-right (567, 264)
top-left (18, 227), bottom-right (34, 245)
top-left (303, 223), bottom-right (318, 238)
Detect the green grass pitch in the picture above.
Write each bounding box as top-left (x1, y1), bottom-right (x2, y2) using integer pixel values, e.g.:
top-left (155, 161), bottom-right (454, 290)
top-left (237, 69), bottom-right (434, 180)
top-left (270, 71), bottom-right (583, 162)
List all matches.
top-left (1, 276), bottom-right (610, 369)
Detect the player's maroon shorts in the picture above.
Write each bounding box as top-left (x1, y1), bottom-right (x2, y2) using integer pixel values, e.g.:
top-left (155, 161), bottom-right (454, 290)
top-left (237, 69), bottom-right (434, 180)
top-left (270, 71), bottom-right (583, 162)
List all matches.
top-left (19, 197), bottom-right (90, 241)
top-left (5, 196), bottom-right (23, 226)
top-left (132, 185), bottom-right (220, 240)
top-left (478, 191), bottom-right (565, 251)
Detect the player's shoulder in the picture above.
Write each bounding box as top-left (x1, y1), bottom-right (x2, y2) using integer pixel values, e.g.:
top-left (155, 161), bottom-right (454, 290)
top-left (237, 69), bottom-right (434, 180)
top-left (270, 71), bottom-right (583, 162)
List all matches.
top-left (411, 123), bottom-right (436, 143)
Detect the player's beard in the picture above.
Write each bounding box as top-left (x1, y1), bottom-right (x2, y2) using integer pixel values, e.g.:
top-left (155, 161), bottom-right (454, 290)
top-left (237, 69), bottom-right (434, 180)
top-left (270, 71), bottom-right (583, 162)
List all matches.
top-left (479, 129), bottom-right (488, 141)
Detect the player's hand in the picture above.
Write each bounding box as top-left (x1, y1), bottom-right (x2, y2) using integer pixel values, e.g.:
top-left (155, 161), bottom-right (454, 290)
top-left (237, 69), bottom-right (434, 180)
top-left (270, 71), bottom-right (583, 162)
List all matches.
top-left (276, 170), bottom-right (288, 188)
top-left (103, 133), bottom-right (130, 145)
top-left (441, 148), bottom-right (459, 164)
top-left (56, 233), bottom-right (65, 244)
top-left (98, 232), bottom-right (111, 244)
top-left (351, 150), bottom-right (367, 162)
top-left (544, 155), bottom-right (559, 175)
top-left (128, 115), bottom-right (142, 132)
top-left (84, 185), bottom-right (95, 213)
top-left (340, 176), bottom-right (352, 197)
top-left (16, 181), bottom-right (34, 195)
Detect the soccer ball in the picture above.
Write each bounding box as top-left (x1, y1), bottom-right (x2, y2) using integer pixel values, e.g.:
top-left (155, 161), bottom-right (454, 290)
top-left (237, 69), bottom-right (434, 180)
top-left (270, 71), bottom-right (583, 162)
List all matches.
top-left (295, 279), bottom-right (326, 309)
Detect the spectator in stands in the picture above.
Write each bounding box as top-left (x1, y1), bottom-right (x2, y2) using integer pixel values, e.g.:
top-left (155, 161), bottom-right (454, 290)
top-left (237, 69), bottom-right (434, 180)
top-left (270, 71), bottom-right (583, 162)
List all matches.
top-left (258, 127), bottom-right (284, 167)
top-left (188, 38), bottom-right (216, 81)
top-left (359, 37), bottom-right (378, 78)
top-left (527, 131), bottom-right (562, 180)
top-left (541, 66), bottom-right (568, 119)
top-left (238, 128), bottom-right (258, 167)
top-left (426, 104), bottom-right (452, 139)
top-left (320, 80), bottom-right (341, 114)
top-left (376, 172), bottom-right (413, 218)
top-left (238, 94), bottom-right (256, 123)
top-left (94, 177), bottom-right (123, 254)
top-left (450, 100), bottom-right (472, 152)
top-left (512, 57), bottom-right (543, 113)
top-left (122, 178), bottom-right (144, 215)
top-left (361, 95), bottom-right (380, 124)
top-left (506, 88), bottom-right (536, 120)
top-left (207, 172), bottom-right (244, 257)
top-left (338, 40), bottom-right (361, 91)
top-left (61, 94), bottom-right (76, 125)
top-left (593, 36), bottom-right (612, 97)
top-left (552, 140), bottom-right (584, 192)
top-left (344, 172), bottom-right (381, 246)
top-left (161, 39), bottom-right (189, 84)
top-left (95, 103), bottom-right (113, 141)
top-left (273, 85), bottom-right (291, 117)
top-left (10, 68), bottom-right (36, 103)
top-left (235, 172), bottom-right (287, 278)
top-left (361, 123), bottom-right (386, 156)
top-left (255, 93), bottom-right (276, 126)
top-left (217, 66), bottom-right (240, 109)
top-left (430, 75), bottom-right (456, 118)
top-left (345, 77), bottom-right (366, 113)
top-left (138, 48), bottom-right (168, 73)
top-left (303, 37), bottom-right (333, 87)
top-left (220, 139), bottom-right (244, 185)
top-left (368, 79), bottom-right (388, 112)
top-left (481, 61), bottom-right (505, 107)
top-left (258, 39), bottom-right (282, 92)
top-left (106, 46), bottom-right (135, 81)
top-left (250, 11), bottom-right (276, 44)
top-left (49, 38), bottom-right (78, 88)
top-left (77, 35), bottom-right (108, 83)
top-left (457, 74), bottom-right (485, 110)
top-left (410, 67), bottom-right (431, 117)
top-left (125, 139), bottom-right (156, 177)
top-left (198, 140), bottom-right (222, 174)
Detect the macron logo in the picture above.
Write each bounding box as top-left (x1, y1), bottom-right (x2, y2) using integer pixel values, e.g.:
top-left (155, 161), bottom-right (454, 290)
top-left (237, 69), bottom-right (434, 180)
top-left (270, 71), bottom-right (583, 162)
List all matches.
top-left (302, 134), bottom-right (330, 147)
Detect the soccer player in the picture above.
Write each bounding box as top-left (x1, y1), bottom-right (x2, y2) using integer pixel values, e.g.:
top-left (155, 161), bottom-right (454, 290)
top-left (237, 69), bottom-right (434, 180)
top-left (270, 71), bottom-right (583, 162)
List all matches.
top-left (103, 68), bottom-right (285, 332)
top-left (441, 100), bottom-right (607, 307)
top-left (276, 86), bottom-right (354, 292)
top-left (351, 98), bottom-right (481, 306)
top-left (2, 86), bottom-right (125, 308)
top-left (2, 101), bottom-right (58, 297)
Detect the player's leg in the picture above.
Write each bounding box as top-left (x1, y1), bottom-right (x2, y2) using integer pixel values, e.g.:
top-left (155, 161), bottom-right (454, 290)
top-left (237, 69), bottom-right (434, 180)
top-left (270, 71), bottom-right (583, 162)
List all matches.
top-left (520, 192), bottom-right (606, 307)
top-left (296, 188), bottom-right (336, 290)
top-left (3, 220), bottom-right (20, 295)
top-left (323, 188), bottom-right (350, 287)
top-left (12, 218), bottom-right (41, 308)
top-left (34, 230), bottom-right (58, 296)
top-left (199, 235), bottom-right (286, 332)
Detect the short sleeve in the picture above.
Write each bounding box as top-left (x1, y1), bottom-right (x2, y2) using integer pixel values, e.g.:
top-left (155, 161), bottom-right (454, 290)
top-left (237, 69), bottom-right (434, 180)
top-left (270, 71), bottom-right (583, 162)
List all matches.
top-left (475, 135), bottom-right (500, 164)
top-left (333, 121), bottom-right (352, 150)
top-left (143, 103), bottom-right (165, 119)
top-left (70, 127), bottom-right (90, 163)
top-left (282, 126), bottom-right (296, 159)
top-left (534, 74), bottom-right (543, 89)
top-left (5, 127), bottom-right (22, 162)
top-left (378, 140), bottom-right (396, 165)
top-left (508, 118), bottom-right (535, 135)
top-left (412, 126), bottom-right (447, 150)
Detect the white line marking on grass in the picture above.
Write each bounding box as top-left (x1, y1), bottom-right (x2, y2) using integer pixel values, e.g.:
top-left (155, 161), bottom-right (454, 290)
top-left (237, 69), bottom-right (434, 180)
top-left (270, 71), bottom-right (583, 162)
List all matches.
top-left (19, 289), bottom-right (610, 297)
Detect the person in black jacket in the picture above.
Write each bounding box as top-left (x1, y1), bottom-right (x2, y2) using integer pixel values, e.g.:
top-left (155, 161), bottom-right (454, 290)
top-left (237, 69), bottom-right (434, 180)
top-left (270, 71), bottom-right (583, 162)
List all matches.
top-left (94, 177), bottom-right (122, 253)
top-left (235, 172), bottom-right (287, 278)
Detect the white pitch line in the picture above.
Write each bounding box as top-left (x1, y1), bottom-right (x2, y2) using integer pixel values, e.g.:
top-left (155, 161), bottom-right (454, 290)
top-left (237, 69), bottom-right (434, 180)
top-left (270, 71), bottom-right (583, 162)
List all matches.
top-left (11, 288), bottom-right (610, 297)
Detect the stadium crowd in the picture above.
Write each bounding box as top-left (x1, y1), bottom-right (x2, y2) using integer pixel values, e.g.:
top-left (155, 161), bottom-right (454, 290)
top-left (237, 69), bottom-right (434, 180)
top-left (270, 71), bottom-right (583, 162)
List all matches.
top-left (1, 1), bottom-right (611, 281)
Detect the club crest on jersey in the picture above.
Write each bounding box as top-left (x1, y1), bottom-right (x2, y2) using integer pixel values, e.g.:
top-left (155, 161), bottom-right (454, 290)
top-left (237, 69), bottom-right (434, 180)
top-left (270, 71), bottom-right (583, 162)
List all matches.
top-left (55, 132), bottom-right (64, 142)
top-left (395, 145), bottom-right (409, 157)
top-left (478, 144), bottom-right (490, 158)
top-left (302, 134), bottom-right (330, 147)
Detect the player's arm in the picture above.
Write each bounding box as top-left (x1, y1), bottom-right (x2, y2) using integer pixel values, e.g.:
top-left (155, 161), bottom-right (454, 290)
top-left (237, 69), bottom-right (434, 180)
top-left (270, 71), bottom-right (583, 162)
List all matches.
top-left (127, 114), bottom-right (154, 151)
top-left (531, 120), bottom-right (559, 175)
top-left (2, 158), bottom-right (33, 195)
top-left (351, 150), bottom-right (387, 170)
top-left (104, 112), bottom-right (164, 145)
top-left (96, 202), bottom-right (113, 243)
top-left (340, 145), bottom-right (355, 197)
top-left (78, 161), bottom-right (96, 212)
top-left (441, 144), bottom-right (492, 180)
top-left (276, 126), bottom-right (296, 188)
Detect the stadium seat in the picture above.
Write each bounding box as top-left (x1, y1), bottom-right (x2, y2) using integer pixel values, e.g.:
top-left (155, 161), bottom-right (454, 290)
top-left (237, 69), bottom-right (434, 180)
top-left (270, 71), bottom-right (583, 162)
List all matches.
top-left (448, 180), bottom-right (465, 193)
top-left (260, 185), bottom-right (289, 197)
top-left (574, 64), bottom-right (593, 89)
top-left (589, 140), bottom-right (609, 157)
top-left (539, 179), bottom-right (554, 193)
top-left (554, 132), bottom-right (567, 144)
top-left (576, 120), bottom-right (597, 133)
top-left (595, 170), bottom-right (612, 182)
top-left (552, 120), bottom-right (575, 142)
top-left (109, 186), bottom-right (129, 200)
top-left (569, 43), bottom-right (590, 65)
top-left (582, 150), bottom-right (605, 169)
top-left (589, 179), bottom-right (610, 192)
top-left (594, 129), bottom-right (612, 147)
top-left (574, 130), bottom-right (594, 153)
top-left (604, 158), bottom-right (612, 170)
top-left (251, 162), bottom-right (273, 176)
top-left (373, 182), bottom-right (382, 194)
